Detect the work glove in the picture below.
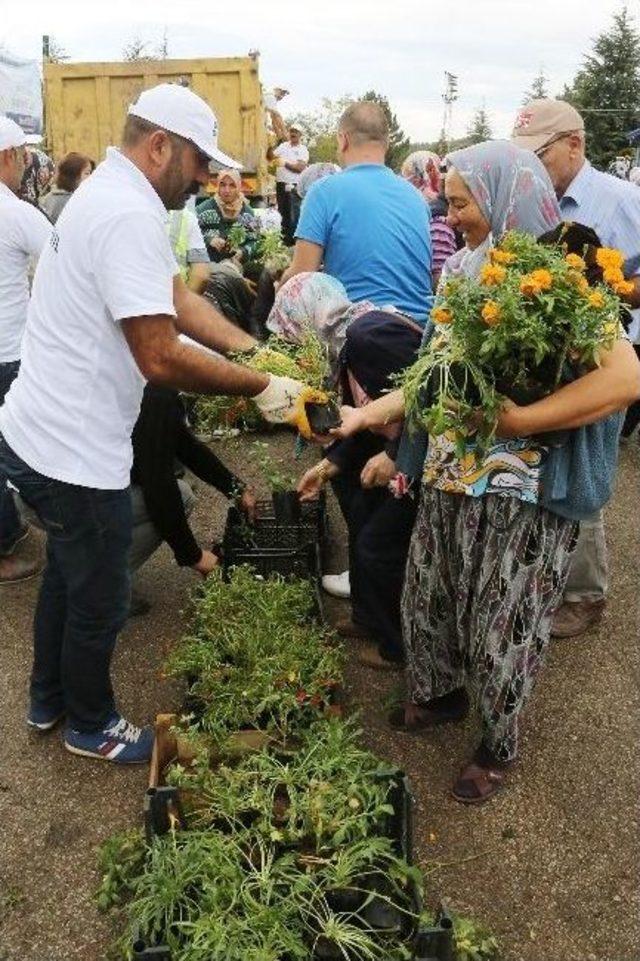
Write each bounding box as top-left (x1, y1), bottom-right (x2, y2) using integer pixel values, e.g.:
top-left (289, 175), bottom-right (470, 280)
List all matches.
top-left (253, 375), bottom-right (328, 439)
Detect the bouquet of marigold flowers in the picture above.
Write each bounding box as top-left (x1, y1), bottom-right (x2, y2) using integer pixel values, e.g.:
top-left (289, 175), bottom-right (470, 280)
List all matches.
top-left (401, 230), bottom-right (627, 454)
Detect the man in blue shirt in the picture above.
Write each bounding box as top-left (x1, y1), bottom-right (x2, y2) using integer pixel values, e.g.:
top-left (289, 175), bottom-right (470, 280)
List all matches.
top-left (282, 101), bottom-right (433, 324)
top-left (512, 98), bottom-right (640, 639)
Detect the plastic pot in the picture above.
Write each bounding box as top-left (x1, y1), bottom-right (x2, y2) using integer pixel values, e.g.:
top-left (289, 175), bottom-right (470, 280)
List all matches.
top-left (305, 400), bottom-right (341, 435)
top-left (272, 489), bottom-right (301, 525)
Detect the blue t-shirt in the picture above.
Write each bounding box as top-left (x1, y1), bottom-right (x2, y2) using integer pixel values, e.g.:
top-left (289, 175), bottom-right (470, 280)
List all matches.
top-left (295, 163), bottom-right (433, 323)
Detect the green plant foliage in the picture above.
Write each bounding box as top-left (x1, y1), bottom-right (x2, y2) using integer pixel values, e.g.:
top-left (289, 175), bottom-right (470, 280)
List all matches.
top-left (164, 568), bottom-right (344, 744)
top-left (192, 332), bottom-right (330, 434)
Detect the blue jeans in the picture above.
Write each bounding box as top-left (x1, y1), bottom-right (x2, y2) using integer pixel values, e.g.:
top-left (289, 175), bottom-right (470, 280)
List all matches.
top-left (0, 360), bottom-right (23, 553)
top-left (0, 434), bottom-right (132, 731)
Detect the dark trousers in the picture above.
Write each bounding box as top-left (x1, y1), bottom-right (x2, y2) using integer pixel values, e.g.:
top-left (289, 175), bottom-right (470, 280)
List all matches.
top-left (0, 435), bottom-right (132, 731)
top-left (276, 182), bottom-right (301, 246)
top-left (0, 361), bottom-right (23, 553)
top-left (354, 493), bottom-right (419, 662)
top-left (622, 344), bottom-right (640, 437)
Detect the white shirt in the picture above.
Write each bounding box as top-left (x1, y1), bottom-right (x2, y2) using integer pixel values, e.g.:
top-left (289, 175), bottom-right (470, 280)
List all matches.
top-left (0, 182), bottom-right (51, 362)
top-left (274, 142), bottom-right (309, 186)
top-left (0, 148), bottom-right (178, 489)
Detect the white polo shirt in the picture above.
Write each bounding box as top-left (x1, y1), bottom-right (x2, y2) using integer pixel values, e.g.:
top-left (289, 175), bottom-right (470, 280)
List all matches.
top-left (0, 182), bottom-right (51, 363)
top-left (274, 142), bottom-right (309, 186)
top-left (0, 148), bottom-right (178, 490)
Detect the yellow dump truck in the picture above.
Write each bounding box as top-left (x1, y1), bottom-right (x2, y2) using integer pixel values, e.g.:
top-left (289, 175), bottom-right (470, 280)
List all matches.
top-left (44, 56), bottom-right (269, 196)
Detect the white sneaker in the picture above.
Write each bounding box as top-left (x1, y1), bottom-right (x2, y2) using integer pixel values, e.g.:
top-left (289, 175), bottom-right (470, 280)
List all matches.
top-left (322, 570), bottom-right (350, 599)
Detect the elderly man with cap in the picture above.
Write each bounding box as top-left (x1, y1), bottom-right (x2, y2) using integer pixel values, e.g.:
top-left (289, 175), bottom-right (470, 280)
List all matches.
top-left (512, 98), bottom-right (640, 638)
top-left (272, 124), bottom-right (309, 245)
top-left (0, 117), bottom-right (51, 584)
top-left (0, 84), bottom-right (320, 765)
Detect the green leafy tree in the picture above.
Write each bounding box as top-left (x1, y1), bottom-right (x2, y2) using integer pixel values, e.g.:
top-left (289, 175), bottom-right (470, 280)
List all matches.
top-left (361, 89), bottom-right (410, 170)
top-left (523, 68), bottom-right (548, 104)
top-left (466, 107), bottom-right (493, 144)
top-left (287, 94), bottom-right (354, 163)
top-left (563, 7), bottom-right (640, 169)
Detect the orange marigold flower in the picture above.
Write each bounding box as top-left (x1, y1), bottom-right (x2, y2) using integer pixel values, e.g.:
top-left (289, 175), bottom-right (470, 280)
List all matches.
top-left (603, 267), bottom-right (625, 287)
top-left (490, 248), bottom-right (516, 265)
top-left (596, 247), bottom-right (624, 271)
top-left (587, 291), bottom-right (605, 309)
top-left (566, 271), bottom-right (589, 292)
top-left (432, 306), bottom-right (453, 325)
top-left (565, 253), bottom-right (586, 271)
top-left (614, 279), bottom-right (635, 297)
top-left (530, 268), bottom-right (553, 291)
top-left (520, 273), bottom-right (542, 296)
top-left (481, 301), bottom-right (501, 326)
top-left (480, 263), bottom-right (507, 286)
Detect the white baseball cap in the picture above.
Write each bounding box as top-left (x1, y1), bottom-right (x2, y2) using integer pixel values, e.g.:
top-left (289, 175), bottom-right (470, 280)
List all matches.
top-left (0, 116), bottom-right (27, 151)
top-left (128, 83), bottom-right (241, 169)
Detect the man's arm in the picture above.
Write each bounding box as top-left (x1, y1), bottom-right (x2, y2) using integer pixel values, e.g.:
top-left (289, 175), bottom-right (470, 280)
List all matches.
top-left (122, 313), bottom-right (267, 395)
top-left (186, 262), bottom-right (211, 294)
top-left (173, 275), bottom-right (256, 353)
top-left (497, 339), bottom-right (640, 437)
top-left (279, 239), bottom-right (323, 286)
top-left (284, 160), bottom-right (307, 174)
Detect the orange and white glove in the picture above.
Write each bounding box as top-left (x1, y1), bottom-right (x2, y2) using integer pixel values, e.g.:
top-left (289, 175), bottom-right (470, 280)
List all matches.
top-left (253, 375), bottom-right (328, 439)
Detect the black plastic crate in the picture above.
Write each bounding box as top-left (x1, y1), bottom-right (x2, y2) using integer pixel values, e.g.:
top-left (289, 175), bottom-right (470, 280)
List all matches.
top-left (413, 906), bottom-right (456, 961)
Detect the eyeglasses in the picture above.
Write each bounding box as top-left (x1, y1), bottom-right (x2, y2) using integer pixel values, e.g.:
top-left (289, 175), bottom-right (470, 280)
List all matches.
top-left (535, 133), bottom-right (571, 159)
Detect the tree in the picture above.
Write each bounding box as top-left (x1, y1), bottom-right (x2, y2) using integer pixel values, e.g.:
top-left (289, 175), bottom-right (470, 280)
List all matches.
top-left (466, 106), bottom-right (493, 144)
top-left (122, 37), bottom-right (151, 61)
top-left (287, 95), bottom-right (354, 163)
top-left (361, 90), bottom-right (410, 170)
top-left (563, 7), bottom-right (640, 169)
top-left (523, 68), bottom-right (548, 104)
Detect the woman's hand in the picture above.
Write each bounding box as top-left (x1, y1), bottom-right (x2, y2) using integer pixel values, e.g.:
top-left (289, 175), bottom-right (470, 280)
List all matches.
top-left (210, 237), bottom-right (227, 253)
top-left (237, 487), bottom-right (258, 522)
top-left (192, 549), bottom-right (219, 578)
top-left (360, 452), bottom-right (396, 489)
top-left (494, 399), bottom-right (525, 439)
top-left (297, 460), bottom-right (339, 502)
top-left (330, 405), bottom-right (367, 440)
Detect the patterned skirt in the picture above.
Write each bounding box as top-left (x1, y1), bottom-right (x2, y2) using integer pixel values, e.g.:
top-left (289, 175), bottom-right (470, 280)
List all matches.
top-left (401, 486), bottom-right (578, 761)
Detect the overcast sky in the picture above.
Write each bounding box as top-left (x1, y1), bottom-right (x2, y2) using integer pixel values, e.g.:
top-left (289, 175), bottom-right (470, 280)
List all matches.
top-left (3, 0), bottom-right (637, 142)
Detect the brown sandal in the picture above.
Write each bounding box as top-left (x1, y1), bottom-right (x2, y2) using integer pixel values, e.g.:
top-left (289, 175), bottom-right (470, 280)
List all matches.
top-left (451, 761), bottom-right (508, 805)
top-left (388, 695), bottom-right (468, 732)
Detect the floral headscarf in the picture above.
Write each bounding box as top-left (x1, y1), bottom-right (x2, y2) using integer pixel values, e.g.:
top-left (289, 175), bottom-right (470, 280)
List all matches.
top-left (267, 272), bottom-right (375, 382)
top-left (297, 162), bottom-right (341, 199)
top-left (400, 150), bottom-right (441, 201)
top-left (443, 140), bottom-right (561, 280)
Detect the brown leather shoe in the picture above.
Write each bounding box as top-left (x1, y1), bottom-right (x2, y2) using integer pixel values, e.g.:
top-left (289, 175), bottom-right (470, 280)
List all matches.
top-left (0, 553), bottom-right (43, 584)
top-left (551, 599), bottom-right (606, 638)
top-left (333, 617), bottom-right (369, 640)
top-left (358, 643), bottom-right (403, 672)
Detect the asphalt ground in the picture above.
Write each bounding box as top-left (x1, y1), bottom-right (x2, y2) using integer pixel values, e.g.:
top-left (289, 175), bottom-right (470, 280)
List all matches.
top-left (0, 430), bottom-right (638, 961)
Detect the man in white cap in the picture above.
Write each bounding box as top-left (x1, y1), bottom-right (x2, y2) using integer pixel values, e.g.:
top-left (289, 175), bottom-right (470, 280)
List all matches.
top-left (0, 83), bottom-right (320, 765)
top-left (0, 117), bottom-right (51, 584)
top-left (512, 98), bottom-right (640, 638)
top-left (272, 124), bottom-right (308, 244)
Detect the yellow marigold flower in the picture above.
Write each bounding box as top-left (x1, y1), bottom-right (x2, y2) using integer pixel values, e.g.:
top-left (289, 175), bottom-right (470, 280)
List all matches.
top-left (530, 268), bottom-right (553, 291)
top-left (587, 291), bottom-right (605, 309)
top-left (603, 267), bottom-right (624, 287)
top-left (481, 301), bottom-right (501, 326)
top-left (614, 279), bottom-right (635, 297)
top-left (603, 321), bottom-right (619, 338)
top-left (432, 306), bottom-right (453, 325)
top-left (565, 253), bottom-right (586, 271)
top-left (480, 263), bottom-right (507, 286)
top-left (566, 271), bottom-right (589, 292)
top-left (490, 248), bottom-right (516, 265)
top-left (596, 247), bottom-right (624, 271)
top-left (520, 273), bottom-right (542, 296)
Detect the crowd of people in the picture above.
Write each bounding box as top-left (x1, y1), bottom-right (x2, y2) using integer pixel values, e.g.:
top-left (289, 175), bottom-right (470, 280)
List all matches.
top-left (0, 82), bottom-right (638, 804)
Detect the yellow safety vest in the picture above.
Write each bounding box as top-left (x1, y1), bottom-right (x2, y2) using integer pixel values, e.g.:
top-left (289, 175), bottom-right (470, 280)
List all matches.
top-left (167, 209), bottom-right (190, 282)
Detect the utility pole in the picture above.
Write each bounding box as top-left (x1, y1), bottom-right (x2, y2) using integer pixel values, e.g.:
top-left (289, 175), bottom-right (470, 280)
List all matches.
top-left (438, 71), bottom-right (458, 154)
